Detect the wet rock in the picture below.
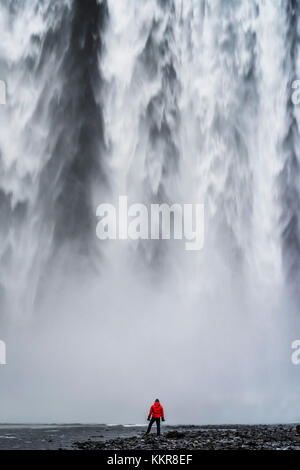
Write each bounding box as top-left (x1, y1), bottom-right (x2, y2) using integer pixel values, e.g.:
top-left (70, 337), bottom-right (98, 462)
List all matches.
top-left (165, 431), bottom-right (186, 439)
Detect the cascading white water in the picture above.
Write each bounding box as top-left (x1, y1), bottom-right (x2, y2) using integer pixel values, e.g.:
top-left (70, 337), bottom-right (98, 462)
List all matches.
top-left (0, 0), bottom-right (72, 319)
top-left (0, 0), bottom-right (300, 424)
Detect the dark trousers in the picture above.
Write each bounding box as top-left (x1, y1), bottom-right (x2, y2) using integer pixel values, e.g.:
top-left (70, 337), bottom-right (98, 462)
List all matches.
top-left (147, 417), bottom-right (161, 436)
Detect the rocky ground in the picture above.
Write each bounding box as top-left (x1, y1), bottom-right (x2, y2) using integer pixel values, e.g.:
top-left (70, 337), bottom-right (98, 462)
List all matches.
top-left (73, 425), bottom-right (300, 451)
top-left (1, 424), bottom-right (300, 450)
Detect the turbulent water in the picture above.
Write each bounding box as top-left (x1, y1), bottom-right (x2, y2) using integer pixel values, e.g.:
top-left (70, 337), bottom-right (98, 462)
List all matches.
top-left (0, 0), bottom-right (300, 424)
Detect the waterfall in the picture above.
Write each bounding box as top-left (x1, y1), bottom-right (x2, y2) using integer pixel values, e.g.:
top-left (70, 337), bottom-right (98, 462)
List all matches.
top-left (0, 0), bottom-right (300, 424)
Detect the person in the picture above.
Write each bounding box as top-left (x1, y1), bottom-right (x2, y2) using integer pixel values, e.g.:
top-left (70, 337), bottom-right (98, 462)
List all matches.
top-left (145, 399), bottom-right (165, 436)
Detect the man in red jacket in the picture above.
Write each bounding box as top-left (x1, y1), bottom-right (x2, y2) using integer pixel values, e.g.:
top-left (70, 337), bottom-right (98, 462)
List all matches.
top-left (146, 399), bottom-right (165, 436)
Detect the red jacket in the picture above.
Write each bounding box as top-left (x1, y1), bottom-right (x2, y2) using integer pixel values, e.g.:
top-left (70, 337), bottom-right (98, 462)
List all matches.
top-left (148, 402), bottom-right (164, 419)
